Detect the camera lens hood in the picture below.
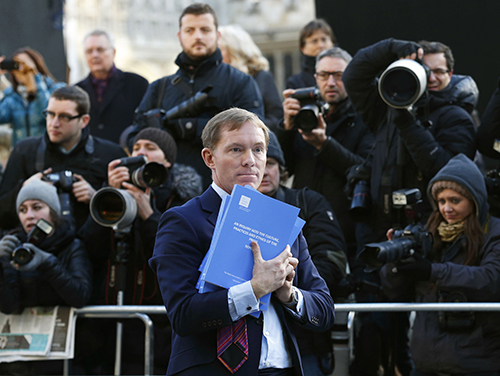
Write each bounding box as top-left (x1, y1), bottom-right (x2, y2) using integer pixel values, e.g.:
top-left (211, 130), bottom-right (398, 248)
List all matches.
top-left (90, 187), bottom-right (137, 230)
top-left (378, 59), bottom-right (427, 109)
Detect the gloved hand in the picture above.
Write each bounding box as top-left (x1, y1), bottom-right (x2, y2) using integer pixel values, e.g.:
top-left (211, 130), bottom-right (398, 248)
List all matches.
top-left (391, 252), bottom-right (432, 281)
top-left (389, 39), bottom-right (422, 60)
top-left (393, 108), bottom-right (416, 130)
top-left (12, 243), bottom-right (52, 272)
top-left (0, 235), bottom-right (20, 258)
top-left (164, 118), bottom-right (197, 140)
top-left (344, 164), bottom-right (371, 199)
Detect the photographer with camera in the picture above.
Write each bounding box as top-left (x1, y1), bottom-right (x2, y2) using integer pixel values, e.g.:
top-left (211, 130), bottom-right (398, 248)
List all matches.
top-left (279, 47), bottom-right (373, 261)
top-left (341, 38), bottom-right (477, 376)
top-left (380, 154), bottom-right (500, 375)
top-left (0, 179), bottom-right (91, 374)
top-left (78, 127), bottom-right (202, 375)
top-left (0, 85), bottom-right (126, 232)
top-left (0, 48), bottom-right (65, 145)
top-left (258, 132), bottom-right (347, 375)
top-left (130, 3), bottom-right (264, 188)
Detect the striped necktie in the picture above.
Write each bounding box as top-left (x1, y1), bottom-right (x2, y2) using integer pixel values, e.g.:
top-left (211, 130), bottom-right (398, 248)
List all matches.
top-left (217, 317), bottom-right (248, 373)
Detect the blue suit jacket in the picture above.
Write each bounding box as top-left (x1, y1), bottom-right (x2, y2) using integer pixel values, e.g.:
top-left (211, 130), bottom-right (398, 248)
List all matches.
top-left (149, 187), bottom-right (335, 375)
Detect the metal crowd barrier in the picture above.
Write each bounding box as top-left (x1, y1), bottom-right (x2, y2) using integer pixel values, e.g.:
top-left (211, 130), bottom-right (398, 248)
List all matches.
top-left (71, 303), bottom-right (500, 376)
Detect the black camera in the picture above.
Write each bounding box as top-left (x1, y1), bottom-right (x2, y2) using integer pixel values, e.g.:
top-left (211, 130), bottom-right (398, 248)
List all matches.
top-left (0, 60), bottom-right (20, 71)
top-left (291, 87), bottom-right (326, 132)
top-left (12, 219), bottom-right (54, 266)
top-left (378, 59), bottom-right (429, 109)
top-left (349, 180), bottom-right (371, 222)
top-left (118, 155), bottom-right (167, 189)
top-left (485, 167), bottom-right (500, 217)
top-left (43, 170), bottom-right (76, 192)
top-left (358, 222), bottom-right (432, 271)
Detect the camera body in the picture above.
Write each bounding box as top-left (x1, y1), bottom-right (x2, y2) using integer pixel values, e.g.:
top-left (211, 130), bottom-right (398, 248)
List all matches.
top-left (12, 219), bottom-right (54, 266)
top-left (0, 60), bottom-right (20, 71)
top-left (44, 170), bottom-right (76, 192)
top-left (118, 155), bottom-right (167, 189)
top-left (359, 222), bottom-right (432, 271)
top-left (291, 87), bottom-right (326, 132)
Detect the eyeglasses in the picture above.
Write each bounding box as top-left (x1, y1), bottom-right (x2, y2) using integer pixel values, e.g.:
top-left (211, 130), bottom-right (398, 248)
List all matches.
top-left (43, 110), bottom-right (83, 124)
top-left (429, 68), bottom-right (450, 77)
top-left (315, 71), bottom-right (343, 82)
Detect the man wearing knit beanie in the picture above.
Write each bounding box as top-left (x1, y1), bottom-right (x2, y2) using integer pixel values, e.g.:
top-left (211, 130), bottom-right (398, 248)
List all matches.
top-left (258, 131), bottom-right (348, 376)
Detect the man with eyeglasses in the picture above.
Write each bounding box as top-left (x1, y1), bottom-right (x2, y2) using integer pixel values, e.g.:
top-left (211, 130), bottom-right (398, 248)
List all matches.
top-left (76, 29), bottom-right (148, 144)
top-left (342, 39), bottom-right (477, 376)
top-left (279, 47), bottom-right (373, 266)
top-left (0, 85), bottom-right (125, 232)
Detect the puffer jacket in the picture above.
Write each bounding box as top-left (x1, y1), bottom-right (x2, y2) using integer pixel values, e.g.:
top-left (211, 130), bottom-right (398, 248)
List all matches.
top-left (0, 220), bottom-right (92, 313)
top-left (382, 154), bottom-right (500, 373)
top-left (343, 38), bottom-right (477, 242)
top-left (0, 74), bottom-right (65, 145)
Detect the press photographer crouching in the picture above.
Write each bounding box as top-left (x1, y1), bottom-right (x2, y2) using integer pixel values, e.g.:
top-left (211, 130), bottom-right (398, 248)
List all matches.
top-left (380, 154), bottom-right (500, 375)
top-left (0, 180), bottom-right (91, 375)
top-left (82, 128), bottom-right (202, 375)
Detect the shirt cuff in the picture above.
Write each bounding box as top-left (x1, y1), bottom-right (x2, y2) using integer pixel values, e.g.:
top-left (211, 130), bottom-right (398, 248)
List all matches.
top-left (228, 281), bottom-right (260, 321)
top-left (283, 287), bottom-right (304, 317)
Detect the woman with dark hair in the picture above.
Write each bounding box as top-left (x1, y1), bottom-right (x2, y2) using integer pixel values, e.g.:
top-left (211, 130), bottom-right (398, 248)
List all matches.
top-left (0, 47), bottom-right (65, 145)
top-left (381, 154), bottom-right (500, 375)
top-left (0, 179), bottom-right (91, 313)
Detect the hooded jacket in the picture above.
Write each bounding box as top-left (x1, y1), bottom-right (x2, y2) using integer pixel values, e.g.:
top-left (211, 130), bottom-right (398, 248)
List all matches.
top-left (382, 154), bottom-right (500, 373)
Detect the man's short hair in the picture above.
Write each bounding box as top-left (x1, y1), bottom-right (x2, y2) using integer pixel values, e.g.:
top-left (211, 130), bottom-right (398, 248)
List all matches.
top-left (202, 108), bottom-right (269, 151)
top-left (299, 19), bottom-right (336, 50)
top-left (418, 40), bottom-right (454, 71)
top-left (179, 3), bottom-right (218, 29)
top-left (51, 86), bottom-right (90, 115)
top-left (83, 29), bottom-right (116, 50)
top-left (316, 47), bottom-right (352, 69)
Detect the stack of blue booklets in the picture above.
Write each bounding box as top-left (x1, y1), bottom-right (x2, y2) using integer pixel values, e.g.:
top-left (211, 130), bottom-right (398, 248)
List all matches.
top-left (197, 185), bottom-right (305, 316)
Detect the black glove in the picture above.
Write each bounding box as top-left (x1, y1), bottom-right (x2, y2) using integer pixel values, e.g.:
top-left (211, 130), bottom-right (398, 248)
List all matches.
top-left (389, 39), bottom-right (422, 60)
top-left (393, 108), bottom-right (416, 130)
top-left (344, 164), bottom-right (371, 199)
top-left (164, 118), bottom-right (197, 140)
top-left (391, 252), bottom-right (432, 281)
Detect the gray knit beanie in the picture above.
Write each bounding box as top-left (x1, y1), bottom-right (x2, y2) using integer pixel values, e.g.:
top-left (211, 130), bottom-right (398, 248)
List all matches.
top-left (16, 180), bottom-right (61, 216)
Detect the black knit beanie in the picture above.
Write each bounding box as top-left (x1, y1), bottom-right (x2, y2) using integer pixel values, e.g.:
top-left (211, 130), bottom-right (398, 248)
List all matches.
top-left (133, 128), bottom-right (177, 165)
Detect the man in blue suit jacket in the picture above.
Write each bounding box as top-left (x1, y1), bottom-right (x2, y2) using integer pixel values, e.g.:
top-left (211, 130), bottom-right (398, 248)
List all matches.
top-left (150, 107), bottom-right (335, 376)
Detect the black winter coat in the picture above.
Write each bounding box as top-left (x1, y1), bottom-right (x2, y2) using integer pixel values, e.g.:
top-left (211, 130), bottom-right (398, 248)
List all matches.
top-left (77, 68), bottom-right (149, 144)
top-left (134, 49), bottom-right (264, 187)
top-left (0, 222), bottom-right (92, 313)
top-left (477, 77), bottom-right (500, 159)
top-left (343, 38), bottom-right (477, 240)
top-left (286, 54), bottom-right (317, 90)
top-left (253, 69), bottom-right (283, 132)
top-left (0, 127), bottom-right (126, 231)
top-left (277, 98), bottom-right (374, 250)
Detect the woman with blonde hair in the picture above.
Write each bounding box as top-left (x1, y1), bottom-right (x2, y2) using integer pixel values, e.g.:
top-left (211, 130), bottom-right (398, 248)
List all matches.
top-left (219, 25), bottom-right (283, 131)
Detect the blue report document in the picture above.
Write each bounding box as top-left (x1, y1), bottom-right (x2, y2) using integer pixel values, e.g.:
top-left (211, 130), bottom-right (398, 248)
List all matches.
top-left (197, 185), bottom-right (304, 312)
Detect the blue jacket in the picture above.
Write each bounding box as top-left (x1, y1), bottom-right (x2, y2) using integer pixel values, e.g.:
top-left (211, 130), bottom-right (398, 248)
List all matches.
top-left (149, 187), bottom-right (335, 376)
top-left (0, 74), bottom-right (65, 145)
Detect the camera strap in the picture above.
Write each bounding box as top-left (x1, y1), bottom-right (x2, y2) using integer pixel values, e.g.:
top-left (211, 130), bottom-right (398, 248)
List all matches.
top-left (35, 135), bottom-right (95, 172)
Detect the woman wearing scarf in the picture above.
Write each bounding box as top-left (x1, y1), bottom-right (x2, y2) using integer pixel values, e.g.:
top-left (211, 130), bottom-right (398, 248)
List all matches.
top-left (381, 153), bottom-right (500, 375)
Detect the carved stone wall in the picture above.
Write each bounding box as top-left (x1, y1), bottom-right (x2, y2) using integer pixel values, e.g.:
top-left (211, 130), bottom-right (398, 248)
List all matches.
top-left (64, 0), bottom-right (314, 91)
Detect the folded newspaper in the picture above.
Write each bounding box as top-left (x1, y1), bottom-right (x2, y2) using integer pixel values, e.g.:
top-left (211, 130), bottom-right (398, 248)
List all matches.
top-left (0, 306), bottom-right (75, 363)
